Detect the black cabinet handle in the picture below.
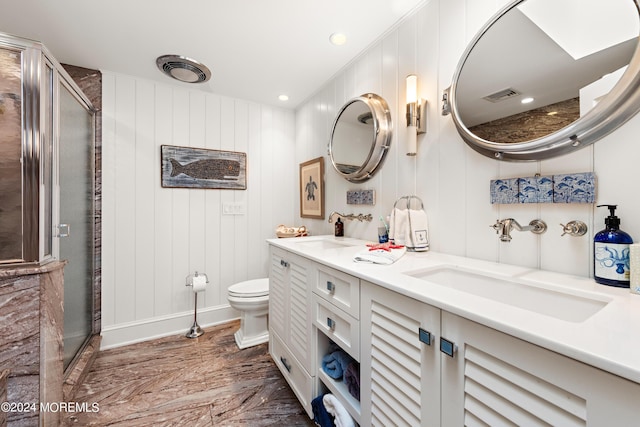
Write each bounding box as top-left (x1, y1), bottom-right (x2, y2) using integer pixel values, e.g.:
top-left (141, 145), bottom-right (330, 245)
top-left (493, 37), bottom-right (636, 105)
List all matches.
top-left (327, 317), bottom-right (336, 331)
top-left (440, 337), bottom-right (457, 358)
top-left (326, 281), bottom-right (336, 295)
top-left (419, 328), bottom-right (432, 346)
top-left (280, 356), bottom-right (292, 372)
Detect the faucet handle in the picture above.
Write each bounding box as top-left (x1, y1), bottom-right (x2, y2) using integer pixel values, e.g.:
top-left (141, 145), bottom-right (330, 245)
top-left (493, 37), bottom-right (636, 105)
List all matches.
top-left (490, 220), bottom-right (502, 233)
top-left (560, 220), bottom-right (587, 237)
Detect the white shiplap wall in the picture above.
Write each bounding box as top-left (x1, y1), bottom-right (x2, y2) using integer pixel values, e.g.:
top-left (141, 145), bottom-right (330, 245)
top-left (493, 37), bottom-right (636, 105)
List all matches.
top-left (296, 0), bottom-right (640, 278)
top-left (101, 72), bottom-right (296, 348)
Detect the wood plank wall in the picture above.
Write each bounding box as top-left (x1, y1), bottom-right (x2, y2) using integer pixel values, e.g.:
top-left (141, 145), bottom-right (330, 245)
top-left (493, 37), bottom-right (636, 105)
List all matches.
top-left (101, 72), bottom-right (295, 347)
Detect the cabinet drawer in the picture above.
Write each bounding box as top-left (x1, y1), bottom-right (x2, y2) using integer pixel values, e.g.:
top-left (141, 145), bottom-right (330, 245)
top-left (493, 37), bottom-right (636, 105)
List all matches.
top-left (313, 294), bottom-right (360, 361)
top-left (315, 265), bottom-right (360, 319)
top-left (270, 331), bottom-right (314, 418)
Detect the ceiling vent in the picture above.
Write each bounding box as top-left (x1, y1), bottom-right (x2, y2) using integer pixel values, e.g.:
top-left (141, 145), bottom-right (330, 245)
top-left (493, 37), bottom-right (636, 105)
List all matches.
top-left (156, 55), bottom-right (211, 83)
top-left (483, 88), bottom-right (521, 103)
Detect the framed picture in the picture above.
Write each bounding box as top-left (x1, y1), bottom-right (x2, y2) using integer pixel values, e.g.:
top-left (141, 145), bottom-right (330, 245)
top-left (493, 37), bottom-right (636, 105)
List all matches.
top-left (161, 145), bottom-right (246, 189)
top-left (300, 157), bottom-right (324, 219)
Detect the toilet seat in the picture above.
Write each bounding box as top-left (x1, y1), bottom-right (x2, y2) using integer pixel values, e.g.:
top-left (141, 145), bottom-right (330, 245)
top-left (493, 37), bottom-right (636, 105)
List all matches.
top-left (228, 278), bottom-right (269, 298)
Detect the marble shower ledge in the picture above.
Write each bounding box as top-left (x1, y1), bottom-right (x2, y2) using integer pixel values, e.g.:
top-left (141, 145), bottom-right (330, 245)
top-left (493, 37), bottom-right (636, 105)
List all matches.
top-left (0, 259), bottom-right (68, 279)
top-left (490, 172), bottom-right (596, 204)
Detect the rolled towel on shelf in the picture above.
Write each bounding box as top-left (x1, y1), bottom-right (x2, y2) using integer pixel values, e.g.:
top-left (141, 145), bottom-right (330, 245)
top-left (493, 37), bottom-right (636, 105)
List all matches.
top-left (344, 362), bottom-right (360, 401)
top-left (321, 350), bottom-right (354, 380)
top-left (323, 394), bottom-right (355, 427)
top-left (311, 394), bottom-right (336, 427)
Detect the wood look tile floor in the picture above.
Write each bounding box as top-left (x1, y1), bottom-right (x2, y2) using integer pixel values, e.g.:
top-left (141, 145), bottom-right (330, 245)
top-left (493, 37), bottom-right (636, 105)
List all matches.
top-left (64, 321), bottom-right (314, 426)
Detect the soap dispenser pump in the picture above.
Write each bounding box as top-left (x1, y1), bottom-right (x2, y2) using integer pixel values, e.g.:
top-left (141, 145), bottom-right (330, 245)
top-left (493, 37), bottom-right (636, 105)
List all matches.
top-left (594, 204), bottom-right (633, 287)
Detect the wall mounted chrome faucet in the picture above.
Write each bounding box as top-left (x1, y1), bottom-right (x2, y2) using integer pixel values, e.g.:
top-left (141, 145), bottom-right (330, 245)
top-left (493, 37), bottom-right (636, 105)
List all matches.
top-left (560, 220), bottom-right (587, 237)
top-left (490, 218), bottom-right (547, 242)
top-left (328, 212), bottom-right (373, 223)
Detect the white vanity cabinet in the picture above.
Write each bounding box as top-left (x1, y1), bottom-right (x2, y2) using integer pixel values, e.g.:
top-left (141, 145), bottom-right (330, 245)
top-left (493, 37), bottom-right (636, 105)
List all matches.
top-left (268, 239), bottom-right (640, 426)
top-left (268, 246), bottom-right (315, 416)
top-left (361, 281), bottom-right (640, 426)
top-left (440, 312), bottom-right (640, 426)
top-left (360, 281), bottom-right (441, 426)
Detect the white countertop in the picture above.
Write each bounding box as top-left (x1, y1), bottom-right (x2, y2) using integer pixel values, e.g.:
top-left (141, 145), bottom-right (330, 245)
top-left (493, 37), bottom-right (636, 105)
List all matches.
top-left (268, 235), bottom-right (640, 384)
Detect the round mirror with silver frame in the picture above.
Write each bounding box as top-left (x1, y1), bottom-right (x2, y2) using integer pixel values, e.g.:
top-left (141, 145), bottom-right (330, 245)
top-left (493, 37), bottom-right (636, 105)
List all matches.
top-left (329, 93), bottom-right (392, 182)
top-left (445, 0), bottom-right (640, 161)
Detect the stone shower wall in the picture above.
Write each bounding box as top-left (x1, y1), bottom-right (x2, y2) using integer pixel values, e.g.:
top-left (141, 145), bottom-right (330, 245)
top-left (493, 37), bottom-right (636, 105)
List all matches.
top-left (469, 98), bottom-right (580, 143)
top-left (0, 262), bottom-right (65, 426)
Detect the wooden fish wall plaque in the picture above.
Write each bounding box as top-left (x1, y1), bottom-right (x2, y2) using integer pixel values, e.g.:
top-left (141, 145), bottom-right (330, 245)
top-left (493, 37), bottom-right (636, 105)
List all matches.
top-left (161, 145), bottom-right (247, 189)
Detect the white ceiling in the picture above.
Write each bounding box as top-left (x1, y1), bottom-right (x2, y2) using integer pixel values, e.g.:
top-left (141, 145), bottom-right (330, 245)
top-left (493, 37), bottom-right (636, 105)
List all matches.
top-left (0, 0), bottom-right (425, 108)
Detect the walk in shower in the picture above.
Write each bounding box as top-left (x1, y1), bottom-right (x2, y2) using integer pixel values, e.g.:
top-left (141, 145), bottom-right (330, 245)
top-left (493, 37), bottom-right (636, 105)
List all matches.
top-left (0, 34), bottom-right (96, 371)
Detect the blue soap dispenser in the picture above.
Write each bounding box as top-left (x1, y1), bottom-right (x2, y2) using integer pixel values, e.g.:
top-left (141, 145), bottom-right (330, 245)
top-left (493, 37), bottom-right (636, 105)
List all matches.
top-left (594, 204), bottom-right (633, 287)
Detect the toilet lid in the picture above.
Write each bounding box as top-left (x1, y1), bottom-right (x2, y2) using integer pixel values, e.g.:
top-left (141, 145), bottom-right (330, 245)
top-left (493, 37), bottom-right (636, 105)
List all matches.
top-left (228, 278), bottom-right (269, 298)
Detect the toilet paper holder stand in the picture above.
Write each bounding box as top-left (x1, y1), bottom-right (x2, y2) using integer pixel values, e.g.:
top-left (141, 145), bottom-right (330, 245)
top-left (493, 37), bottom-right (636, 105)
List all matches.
top-left (185, 271), bottom-right (209, 338)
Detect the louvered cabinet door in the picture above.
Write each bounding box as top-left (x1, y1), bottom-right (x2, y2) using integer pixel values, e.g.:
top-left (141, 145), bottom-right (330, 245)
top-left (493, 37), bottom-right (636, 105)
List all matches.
top-left (269, 247), bottom-right (313, 372)
top-left (360, 281), bottom-right (441, 427)
top-left (269, 247), bottom-right (288, 341)
top-left (287, 253), bottom-right (313, 372)
top-left (441, 311), bottom-right (640, 427)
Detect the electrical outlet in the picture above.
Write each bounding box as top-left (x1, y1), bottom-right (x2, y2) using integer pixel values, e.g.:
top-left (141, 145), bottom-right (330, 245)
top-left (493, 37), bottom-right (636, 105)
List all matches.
top-left (222, 202), bottom-right (245, 215)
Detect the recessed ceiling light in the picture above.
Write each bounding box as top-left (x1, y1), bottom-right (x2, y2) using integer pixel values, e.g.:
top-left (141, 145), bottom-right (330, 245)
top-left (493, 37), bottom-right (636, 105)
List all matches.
top-left (521, 97), bottom-right (534, 104)
top-left (279, 95), bottom-right (289, 101)
top-left (329, 33), bottom-right (347, 46)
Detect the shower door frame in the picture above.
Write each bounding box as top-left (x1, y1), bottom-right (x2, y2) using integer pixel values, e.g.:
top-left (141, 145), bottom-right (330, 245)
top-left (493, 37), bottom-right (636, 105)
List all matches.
top-left (52, 65), bottom-right (97, 372)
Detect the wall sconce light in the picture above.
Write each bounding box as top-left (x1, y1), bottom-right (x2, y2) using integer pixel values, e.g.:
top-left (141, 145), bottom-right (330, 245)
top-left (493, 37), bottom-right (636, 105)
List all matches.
top-left (406, 74), bottom-right (426, 156)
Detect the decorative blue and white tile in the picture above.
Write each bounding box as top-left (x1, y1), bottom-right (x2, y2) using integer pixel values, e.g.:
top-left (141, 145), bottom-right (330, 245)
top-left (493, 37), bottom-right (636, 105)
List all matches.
top-left (517, 175), bottom-right (554, 203)
top-left (347, 189), bottom-right (376, 205)
top-left (490, 178), bottom-right (519, 204)
top-left (553, 172), bottom-right (596, 203)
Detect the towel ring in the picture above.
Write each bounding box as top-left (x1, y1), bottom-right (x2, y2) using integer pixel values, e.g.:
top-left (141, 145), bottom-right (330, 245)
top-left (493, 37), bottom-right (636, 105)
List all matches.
top-left (392, 195), bottom-right (424, 210)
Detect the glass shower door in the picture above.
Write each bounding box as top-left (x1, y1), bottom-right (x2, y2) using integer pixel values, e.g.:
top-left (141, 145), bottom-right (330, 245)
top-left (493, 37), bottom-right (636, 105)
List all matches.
top-left (58, 82), bottom-right (94, 370)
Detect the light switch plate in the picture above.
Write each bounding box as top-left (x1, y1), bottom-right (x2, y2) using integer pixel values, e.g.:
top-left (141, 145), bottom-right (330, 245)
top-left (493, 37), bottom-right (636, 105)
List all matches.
top-left (222, 202), bottom-right (245, 215)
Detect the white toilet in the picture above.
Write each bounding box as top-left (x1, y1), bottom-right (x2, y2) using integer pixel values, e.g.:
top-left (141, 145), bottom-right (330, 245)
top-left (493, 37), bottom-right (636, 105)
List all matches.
top-left (227, 278), bottom-right (269, 349)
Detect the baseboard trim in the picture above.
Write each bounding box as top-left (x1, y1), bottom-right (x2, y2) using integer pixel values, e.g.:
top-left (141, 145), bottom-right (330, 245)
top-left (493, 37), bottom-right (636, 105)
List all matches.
top-left (100, 305), bottom-right (238, 350)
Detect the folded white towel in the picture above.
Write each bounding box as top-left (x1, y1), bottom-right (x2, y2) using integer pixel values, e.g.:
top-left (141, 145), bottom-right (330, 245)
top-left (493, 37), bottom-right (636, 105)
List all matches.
top-left (353, 246), bottom-right (407, 265)
top-left (323, 394), bottom-right (355, 427)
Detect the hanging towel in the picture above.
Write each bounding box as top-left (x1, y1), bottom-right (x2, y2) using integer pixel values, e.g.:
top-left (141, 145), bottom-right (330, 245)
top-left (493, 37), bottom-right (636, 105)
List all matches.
top-left (389, 196), bottom-right (429, 252)
top-left (323, 394), bottom-right (355, 427)
top-left (353, 245), bottom-right (406, 265)
top-left (312, 394), bottom-right (336, 427)
top-left (344, 362), bottom-right (360, 401)
top-left (321, 350), bottom-right (354, 379)
top-left (389, 205), bottom-right (409, 246)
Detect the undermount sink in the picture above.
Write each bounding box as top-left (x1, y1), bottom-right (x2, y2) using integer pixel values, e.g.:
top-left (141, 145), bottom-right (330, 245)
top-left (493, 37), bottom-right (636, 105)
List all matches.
top-left (293, 238), bottom-right (358, 250)
top-left (406, 266), bottom-right (610, 322)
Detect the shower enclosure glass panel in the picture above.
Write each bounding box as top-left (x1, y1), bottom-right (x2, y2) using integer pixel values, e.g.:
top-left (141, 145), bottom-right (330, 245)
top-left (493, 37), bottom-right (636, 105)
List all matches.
top-left (59, 83), bottom-right (94, 370)
top-left (0, 47), bottom-right (23, 262)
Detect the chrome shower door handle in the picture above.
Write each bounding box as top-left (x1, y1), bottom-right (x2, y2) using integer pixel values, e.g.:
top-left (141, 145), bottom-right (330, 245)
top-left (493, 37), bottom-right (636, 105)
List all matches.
top-left (58, 224), bottom-right (70, 238)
